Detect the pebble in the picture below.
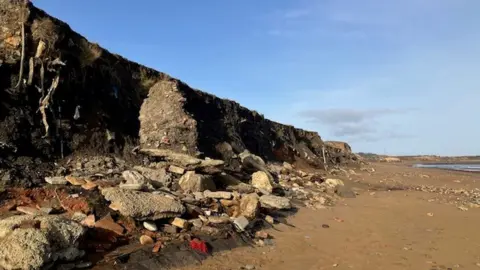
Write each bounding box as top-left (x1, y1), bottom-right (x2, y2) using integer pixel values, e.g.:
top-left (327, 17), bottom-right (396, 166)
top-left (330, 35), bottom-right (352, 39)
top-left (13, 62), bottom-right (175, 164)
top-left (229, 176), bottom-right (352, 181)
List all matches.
top-left (322, 224), bottom-right (330, 228)
top-left (242, 265), bottom-right (255, 270)
top-left (143, 221), bottom-right (158, 232)
top-left (265, 215), bottom-right (275, 224)
top-left (45, 176), bottom-right (68, 185)
top-left (427, 212), bottom-right (434, 217)
top-left (140, 235), bottom-right (154, 245)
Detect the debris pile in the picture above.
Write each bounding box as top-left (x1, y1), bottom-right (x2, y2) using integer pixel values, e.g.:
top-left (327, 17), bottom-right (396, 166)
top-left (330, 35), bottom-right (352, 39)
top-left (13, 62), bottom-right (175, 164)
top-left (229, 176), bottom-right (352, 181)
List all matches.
top-left (0, 148), bottom-right (359, 269)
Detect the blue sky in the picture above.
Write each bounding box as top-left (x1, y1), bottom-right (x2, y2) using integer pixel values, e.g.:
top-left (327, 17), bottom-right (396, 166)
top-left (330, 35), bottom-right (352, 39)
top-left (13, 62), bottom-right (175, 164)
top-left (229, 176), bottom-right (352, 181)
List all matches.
top-left (35, 0), bottom-right (480, 156)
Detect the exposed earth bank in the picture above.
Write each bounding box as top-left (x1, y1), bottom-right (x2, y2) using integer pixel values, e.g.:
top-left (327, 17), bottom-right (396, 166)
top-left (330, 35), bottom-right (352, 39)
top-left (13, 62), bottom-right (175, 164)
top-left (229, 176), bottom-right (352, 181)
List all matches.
top-left (177, 163), bottom-right (480, 270)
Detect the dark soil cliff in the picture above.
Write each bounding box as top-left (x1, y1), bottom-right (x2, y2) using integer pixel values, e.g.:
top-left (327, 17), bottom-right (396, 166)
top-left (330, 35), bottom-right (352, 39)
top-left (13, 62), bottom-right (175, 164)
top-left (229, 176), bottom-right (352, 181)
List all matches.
top-left (0, 1), bottom-right (356, 187)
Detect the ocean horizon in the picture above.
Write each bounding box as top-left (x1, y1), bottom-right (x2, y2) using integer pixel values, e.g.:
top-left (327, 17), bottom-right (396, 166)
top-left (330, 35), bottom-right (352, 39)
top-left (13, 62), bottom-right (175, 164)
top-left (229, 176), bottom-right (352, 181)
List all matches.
top-left (413, 163), bottom-right (480, 172)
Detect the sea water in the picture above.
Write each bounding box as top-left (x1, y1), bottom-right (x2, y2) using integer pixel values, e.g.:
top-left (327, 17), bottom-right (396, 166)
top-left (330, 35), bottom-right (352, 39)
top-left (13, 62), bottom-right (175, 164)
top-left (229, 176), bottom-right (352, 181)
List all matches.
top-left (413, 163), bottom-right (480, 172)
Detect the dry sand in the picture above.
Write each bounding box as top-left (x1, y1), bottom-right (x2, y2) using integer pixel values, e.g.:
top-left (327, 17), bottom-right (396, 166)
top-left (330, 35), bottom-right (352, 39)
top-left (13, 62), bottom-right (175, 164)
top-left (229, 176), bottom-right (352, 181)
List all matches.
top-left (179, 162), bottom-right (480, 270)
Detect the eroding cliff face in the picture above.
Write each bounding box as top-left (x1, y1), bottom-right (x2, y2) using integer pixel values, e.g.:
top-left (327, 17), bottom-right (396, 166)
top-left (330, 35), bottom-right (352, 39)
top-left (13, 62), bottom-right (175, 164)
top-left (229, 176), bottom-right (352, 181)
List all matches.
top-left (0, 1), bottom-right (356, 186)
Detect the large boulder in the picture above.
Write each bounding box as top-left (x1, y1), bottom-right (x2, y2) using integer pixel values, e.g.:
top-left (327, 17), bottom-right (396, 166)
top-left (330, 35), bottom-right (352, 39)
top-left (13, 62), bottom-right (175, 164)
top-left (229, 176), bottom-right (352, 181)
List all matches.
top-left (101, 188), bottom-right (185, 220)
top-left (178, 171), bottom-right (216, 192)
top-left (251, 171), bottom-right (273, 194)
top-left (240, 193), bottom-right (260, 219)
top-left (0, 215), bottom-right (85, 270)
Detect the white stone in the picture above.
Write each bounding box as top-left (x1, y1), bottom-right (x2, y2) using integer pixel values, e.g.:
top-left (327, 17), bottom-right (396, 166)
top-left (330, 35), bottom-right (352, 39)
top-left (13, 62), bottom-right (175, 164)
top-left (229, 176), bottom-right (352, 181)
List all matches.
top-left (143, 221), bottom-right (158, 232)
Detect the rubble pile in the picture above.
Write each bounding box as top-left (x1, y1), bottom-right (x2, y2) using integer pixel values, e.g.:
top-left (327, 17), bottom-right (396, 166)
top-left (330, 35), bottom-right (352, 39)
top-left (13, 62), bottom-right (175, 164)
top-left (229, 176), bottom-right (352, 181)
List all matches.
top-left (0, 148), bottom-right (359, 269)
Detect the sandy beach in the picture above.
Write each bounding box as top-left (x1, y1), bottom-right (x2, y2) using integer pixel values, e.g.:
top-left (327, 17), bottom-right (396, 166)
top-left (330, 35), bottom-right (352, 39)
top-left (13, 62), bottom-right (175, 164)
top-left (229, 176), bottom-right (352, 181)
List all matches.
top-left (178, 162), bottom-right (480, 270)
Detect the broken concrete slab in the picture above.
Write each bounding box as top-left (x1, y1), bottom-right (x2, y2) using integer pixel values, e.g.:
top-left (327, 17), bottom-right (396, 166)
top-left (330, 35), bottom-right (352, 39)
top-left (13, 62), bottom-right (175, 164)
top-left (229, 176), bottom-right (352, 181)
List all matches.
top-left (101, 188), bottom-right (185, 220)
top-left (204, 190), bottom-right (233, 199)
top-left (0, 215), bottom-right (85, 270)
top-left (259, 195), bottom-right (292, 210)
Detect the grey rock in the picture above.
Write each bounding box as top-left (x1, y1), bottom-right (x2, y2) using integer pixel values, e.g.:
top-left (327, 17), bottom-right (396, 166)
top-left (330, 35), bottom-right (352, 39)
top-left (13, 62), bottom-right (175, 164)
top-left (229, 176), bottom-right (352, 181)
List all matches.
top-left (179, 171), bottom-right (216, 192)
top-left (260, 195), bottom-right (292, 210)
top-left (0, 215), bottom-right (85, 270)
top-left (204, 190), bottom-right (232, 199)
top-left (101, 188), bottom-right (185, 220)
top-left (215, 174), bottom-right (255, 193)
top-left (45, 176), bottom-right (68, 185)
top-left (133, 166), bottom-right (172, 187)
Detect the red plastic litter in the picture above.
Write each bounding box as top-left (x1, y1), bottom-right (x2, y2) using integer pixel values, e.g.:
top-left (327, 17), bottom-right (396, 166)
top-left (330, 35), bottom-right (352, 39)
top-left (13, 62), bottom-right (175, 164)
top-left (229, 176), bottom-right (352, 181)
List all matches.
top-left (189, 238), bottom-right (208, 254)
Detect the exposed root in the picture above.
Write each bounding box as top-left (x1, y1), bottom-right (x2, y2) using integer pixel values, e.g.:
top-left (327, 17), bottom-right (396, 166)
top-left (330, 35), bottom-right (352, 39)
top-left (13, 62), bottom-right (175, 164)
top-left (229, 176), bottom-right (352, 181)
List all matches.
top-left (27, 57), bottom-right (34, 85)
top-left (39, 75), bottom-right (60, 137)
top-left (14, 21), bottom-right (25, 89)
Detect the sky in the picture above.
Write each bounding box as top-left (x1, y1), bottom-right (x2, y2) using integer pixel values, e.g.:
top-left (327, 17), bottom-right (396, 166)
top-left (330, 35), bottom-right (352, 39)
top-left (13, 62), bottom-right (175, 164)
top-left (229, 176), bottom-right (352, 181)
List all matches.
top-left (35, 0), bottom-right (480, 156)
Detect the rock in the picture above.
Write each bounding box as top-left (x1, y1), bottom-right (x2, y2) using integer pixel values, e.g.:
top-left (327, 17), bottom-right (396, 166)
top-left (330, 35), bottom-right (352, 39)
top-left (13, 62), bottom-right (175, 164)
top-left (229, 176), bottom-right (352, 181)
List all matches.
top-left (81, 180), bottom-right (98, 191)
top-left (140, 149), bottom-right (202, 167)
top-left (163, 224), bottom-right (179, 234)
top-left (80, 215), bottom-right (95, 227)
top-left (120, 170), bottom-right (147, 190)
top-left (134, 166), bottom-right (172, 187)
top-left (101, 188), bottom-right (185, 220)
top-left (215, 174), bottom-right (255, 193)
top-left (239, 193), bottom-right (260, 220)
top-left (243, 265), bottom-right (256, 270)
top-left (265, 215), bottom-right (275, 224)
top-left (204, 190), bottom-right (232, 199)
top-left (208, 216), bottom-right (230, 224)
top-left (251, 171), bottom-right (273, 194)
top-left (94, 214), bottom-right (124, 235)
top-left (325, 178), bottom-right (345, 188)
top-left (233, 216), bottom-right (250, 232)
top-left (16, 206), bottom-right (43, 216)
top-left (0, 215), bottom-right (85, 270)
top-left (260, 195), bottom-right (292, 210)
top-left (71, 212), bottom-right (88, 223)
top-left (220, 199), bottom-right (237, 207)
top-left (45, 176), bottom-right (68, 185)
top-left (140, 235), bottom-right (154, 245)
top-left (65, 176), bottom-right (87, 186)
top-left (335, 185), bottom-right (356, 198)
top-left (190, 219), bottom-right (203, 228)
top-left (40, 207), bottom-right (54, 214)
top-left (200, 225), bottom-right (221, 235)
top-left (283, 162), bottom-right (294, 171)
top-left (255, 230), bottom-right (269, 239)
top-left (193, 192), bottom-right (205, 200)
top-left (179, 171), bottom-right (216, 192)
top-left (171, 218), bottom-right (189, 229)
top-left (168, 165), bottom-right (185, 175)
top-left (239, 151), bottom-right (265, 166)
top-left (143, 221), bottom-right (158, 232)
top-left (75, 261), bottom-right (93, 268)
